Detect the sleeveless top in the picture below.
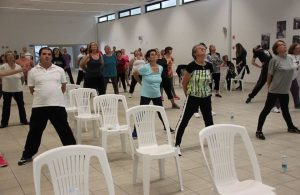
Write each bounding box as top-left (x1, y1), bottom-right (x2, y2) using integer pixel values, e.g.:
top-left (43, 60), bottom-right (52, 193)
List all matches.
top-left (85, 56), bottom-right (102, 78)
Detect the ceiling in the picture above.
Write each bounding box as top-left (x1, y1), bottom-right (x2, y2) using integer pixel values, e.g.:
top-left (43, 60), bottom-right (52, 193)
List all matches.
top-left (0, 0), bottom-right (158, 17)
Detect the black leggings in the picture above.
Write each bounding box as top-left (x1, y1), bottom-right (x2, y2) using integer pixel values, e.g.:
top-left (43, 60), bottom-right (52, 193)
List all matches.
top-left (129, 75), bottom-right (141, 94)
top-left (248, 65), bottom-right (268, 99)
top-left (257, 93), bottom-right (295, 132)
top-left (140, 96), bottom-right (166, 129)
top-left (161, 77), bottom-right (174, 99)
top-left (212, 73), bottom-right (220, 91)
top-left (175, 96), bottom-right (213, 146)
top-left (117, 73), bottom-right (126, 91)
top-left (83, 76), bottom-right (105, 95)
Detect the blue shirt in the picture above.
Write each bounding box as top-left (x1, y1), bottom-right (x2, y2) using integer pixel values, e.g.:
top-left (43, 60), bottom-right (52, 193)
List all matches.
top-left (139, 63), bottom-right (162, 98)
top-left (102, 54), bottom-right (117, 77)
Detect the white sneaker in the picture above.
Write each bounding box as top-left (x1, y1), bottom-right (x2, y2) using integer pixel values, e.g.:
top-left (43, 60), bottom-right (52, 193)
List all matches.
top-left (176, 146), bottom-right (182, 156)
top-left (212, 111), bottom-right (217, 116)
top-left (128, 93), bottom-right (133, 98)
top-left (194, 112), bottom-right (201, 118)
top-left (271, 107), bottom-right (280, 113)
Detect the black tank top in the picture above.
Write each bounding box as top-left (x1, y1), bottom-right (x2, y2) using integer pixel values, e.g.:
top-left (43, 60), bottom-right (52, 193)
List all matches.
top-left (85, 56), bottom-right (102, 78)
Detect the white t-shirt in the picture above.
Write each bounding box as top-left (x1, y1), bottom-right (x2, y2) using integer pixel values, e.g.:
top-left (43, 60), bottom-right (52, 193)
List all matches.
top-left (77, 53), bottom-right (85, 71)
top-left (0, 63), bottom-right (23, 92)
top-left (28, 64), bottom-right (67, 108)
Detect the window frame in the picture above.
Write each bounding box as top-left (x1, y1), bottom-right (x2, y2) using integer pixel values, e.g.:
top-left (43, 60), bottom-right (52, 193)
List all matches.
top-left (98, 13), bottom-right (116, 23)
top-left (182, 0), bottom-right (200, 5)
top-left (145, 0), bottom-right (176, 13)
top-left (118, 7), bottom-right (142, 19)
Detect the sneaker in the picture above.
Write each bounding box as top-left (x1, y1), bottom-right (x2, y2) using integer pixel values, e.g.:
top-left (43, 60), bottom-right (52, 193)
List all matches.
top-left (18, 157), bottom-right (32, 166)
top-left (212, 111), bottom-right (217, 116)
top-left (132, 130), bottom-right (137, 140)
top-left (194, 112), bottom-right (201, 118)
top-left (288, 127), bottom-right (300, 134)
top-left (21, 121), bottom-right (29, 125)
top-left (0, 124), bottom-right (7, 128)
top-left (256, 131), bottom-right (265, 140)
top-left (0, 155), bottom-right (8, 167)
top-left (172, 103), bottom-right (180, 109)
top-left (164, 128), bottom-right (175, 134)
top-left (245, 97), bottom-right (251, 104)
top-left (174, 96), bottom-right (180, 100)
top-left (128, 93), bottom-right (133, 98)
top-left (215, 94), bottom-right (222, 98)
top-left (271, 107), bottom-right (280, 113)
top-left (176, 146), bottom-right (182, 156)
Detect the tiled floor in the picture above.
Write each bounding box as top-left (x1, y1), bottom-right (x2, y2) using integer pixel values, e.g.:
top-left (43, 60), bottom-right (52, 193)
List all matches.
top-left (0, 80), bottom-right (300, 195)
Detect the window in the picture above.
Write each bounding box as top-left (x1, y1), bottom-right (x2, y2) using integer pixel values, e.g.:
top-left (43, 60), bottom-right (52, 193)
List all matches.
top-left (162, 0), bottom-right (176, 8)
top-left (98, 13), bottom-right (115, 23)
top-left (145, 0), bottom-right (177, 13)
top-left (119, 7), bottom-right (141, 18)
top-left (131, 7), bottom-right (141, 16)
top-left (119, 10), bottom-right (130, 18)
top-left (182, 0), bottom-right (200, 4)
top-left (107, 14), bottom-right (115, 21)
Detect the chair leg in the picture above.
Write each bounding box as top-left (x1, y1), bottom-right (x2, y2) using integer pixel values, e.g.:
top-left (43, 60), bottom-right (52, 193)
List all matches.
top-left (102, 132), bottom-right (107, 151)
top-left (120, 134), bottom-right (126, 153)
top-left (76, 119), bottom-right (82, 144)
top-left (175, 155), bottom-right (184, 191)
top-left (84, 121), bottom-right (88, 132)
top-left (143, 157), bottom-right (151, 195)
top-left (92, 120), bottom-right (97, 138)
top-left (133, 155), bottom-right (139, 184)
top-left (128, 133), bottom-right (135, 160)
top-left (241, 81), bottom-right (244, 92)
top-left (158, 159), bottom-right (165, 179)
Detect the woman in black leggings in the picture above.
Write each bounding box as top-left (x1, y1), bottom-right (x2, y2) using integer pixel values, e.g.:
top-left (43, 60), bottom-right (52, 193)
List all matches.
top-left (256, 40), bottom-right (299, 140)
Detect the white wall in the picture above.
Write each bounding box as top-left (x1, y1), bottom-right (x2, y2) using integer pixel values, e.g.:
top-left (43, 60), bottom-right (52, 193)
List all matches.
top-left (98, 0), bottom-right (300, 82)
top-left (98, 0), bottom-right (230, 66)
top-left (0, 12), bottom-right (97, 54)
top-left (232, 0), bottom-right (300, 82)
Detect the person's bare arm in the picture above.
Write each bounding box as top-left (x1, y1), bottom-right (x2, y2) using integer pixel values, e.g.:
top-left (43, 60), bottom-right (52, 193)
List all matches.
top-left (61, 83), bottom-right (67, 93)
top-left (267, 74), bottom-right (273, 89)
top-left (29, 86), bottom-right (34, 95)
top-left (133, 70), bottom-right (141, 84)
top-left (0, 69), bottom-right (23, 77)
top-left (182, 72), bottom-right (191, 97)
top-left (80, 55), bottom-right (89, 69)
top-left (251, 58), bottom-right (262, 68)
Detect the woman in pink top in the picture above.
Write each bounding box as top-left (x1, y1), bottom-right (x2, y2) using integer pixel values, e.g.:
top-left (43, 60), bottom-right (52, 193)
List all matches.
top-left (165, 46), bottom-right (180, 100)
top-left (121, 49), bottom-right (130, 86)
top-left (16, 52), bottom-right (33, 85)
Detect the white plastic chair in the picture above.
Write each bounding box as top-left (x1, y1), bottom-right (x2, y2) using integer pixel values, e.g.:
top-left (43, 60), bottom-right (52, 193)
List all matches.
top-left (219, 66), bottom-right (229, 92)
top-left (73, 88), bottom-right (99, 144)
top-left (65, 84), bottom-right (80, 123)
top-left (126, 105), bottom-right (183, 195)
top-left (93, 94), bottom-right (134, 158)
top-left (33, 145), bottom-right (115, 195)
top-left (199, 124), bottom-right (276, 195)
top-left (230, 66), bottom-right (246, 92)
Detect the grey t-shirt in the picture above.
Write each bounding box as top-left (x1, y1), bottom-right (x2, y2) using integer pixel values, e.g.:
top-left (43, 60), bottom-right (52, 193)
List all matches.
top-left (268, 55), bottom-right (295, 94)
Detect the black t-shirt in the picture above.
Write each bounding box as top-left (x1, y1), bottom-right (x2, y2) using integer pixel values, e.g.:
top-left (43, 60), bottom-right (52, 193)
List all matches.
top-left (253, 49), bottom-right (272, 66)
top-left (52, 56), bottom-right (66, 69)
top-left (157, 58), bottom-right (168, 78)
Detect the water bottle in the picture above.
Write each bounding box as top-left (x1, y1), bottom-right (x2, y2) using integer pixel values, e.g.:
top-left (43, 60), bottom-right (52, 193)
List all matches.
top-left (281, 155), bottom-right (288, 173)
top-left (69, 187), bottom-right (80, 195)
top-left (229, 112), bottom-right (234, 123)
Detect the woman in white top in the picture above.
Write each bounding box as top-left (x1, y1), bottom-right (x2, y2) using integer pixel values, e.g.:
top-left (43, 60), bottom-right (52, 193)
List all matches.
top-left (128, 50), bottom-right (145, 98)
top-left (288, 43), bottom-right (300, 108)
top-left (0, 51), bottom-right (28, 128)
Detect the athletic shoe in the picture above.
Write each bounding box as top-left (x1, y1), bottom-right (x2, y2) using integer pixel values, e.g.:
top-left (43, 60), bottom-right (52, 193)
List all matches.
top-left (256, 131), bottom-right (265, 140)
top-left (176, 146), bottom-right (182, 156)
top-left (245, 97), bottom-right (251, 104)
top-left (18, 157), bottom-right (32, 166)
top-left (271, 107), bottom-right (280, 113)
top-left (0, 155), bottom-right (8, 167)
top-left (288, 127), bottom-right (300, 134)
top-left (212, 111), bottom-right (217, 116)
top-left (194, 112), bottom-right (201, 118)
top-left (215, 94), bottom-right (222, 98)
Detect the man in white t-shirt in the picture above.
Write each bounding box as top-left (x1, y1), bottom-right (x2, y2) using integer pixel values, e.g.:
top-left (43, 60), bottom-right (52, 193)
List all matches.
top-left (18, 47), bottom-right (76, 166)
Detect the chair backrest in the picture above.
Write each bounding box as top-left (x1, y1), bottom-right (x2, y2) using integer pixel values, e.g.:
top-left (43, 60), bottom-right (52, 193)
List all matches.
top-left (68, 89), bottom-right (77, 109)
top-left (73, 88), bottom-right (98, 116)
top-left (199, 124), bottom-right (262, 192)
top-left (64, 84), bottom-right (80, 107)
top-left (126, 105), bottom-right (173, 148)
top-left (33, 145), bottom-right (115, 195)
top-left (235, 66), bottom-right (246, 79)
top-left (93, 94), bottom-right (128, 129)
